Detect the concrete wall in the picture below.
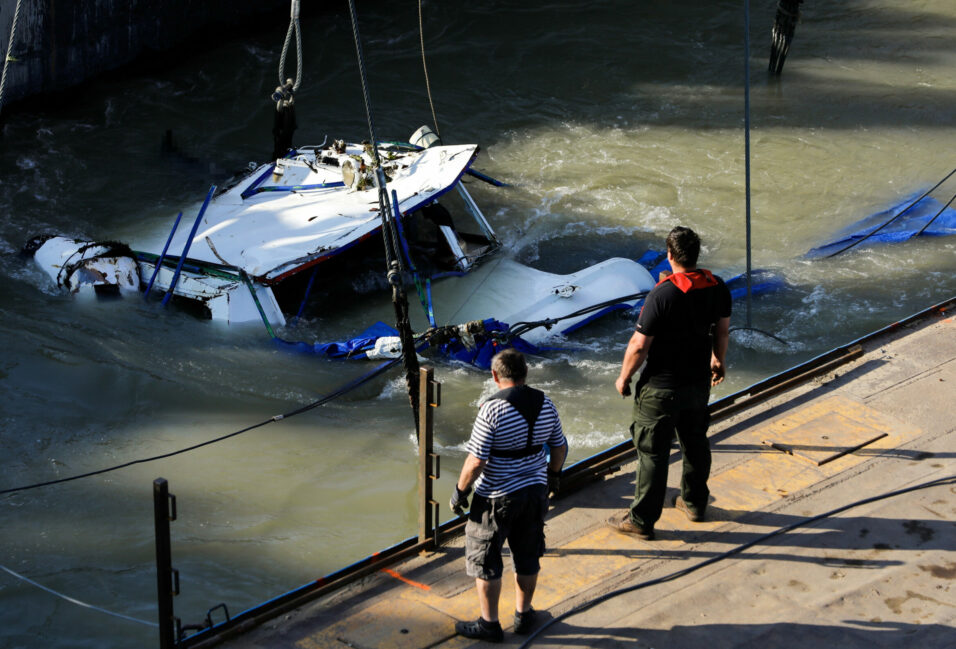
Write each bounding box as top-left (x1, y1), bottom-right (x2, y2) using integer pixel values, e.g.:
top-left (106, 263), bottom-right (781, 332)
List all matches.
top-left (0, 0), bottom-right (288, 110)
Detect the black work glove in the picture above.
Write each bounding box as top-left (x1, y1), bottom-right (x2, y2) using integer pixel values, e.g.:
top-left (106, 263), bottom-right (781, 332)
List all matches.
top-left (450, 486), bottom-right (471, 516)
top-left (547, 468), bottom-right (561, 498)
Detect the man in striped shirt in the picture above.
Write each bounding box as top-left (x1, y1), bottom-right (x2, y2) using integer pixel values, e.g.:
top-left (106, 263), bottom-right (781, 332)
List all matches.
top-left (450, 348), bottom-right (568, 643)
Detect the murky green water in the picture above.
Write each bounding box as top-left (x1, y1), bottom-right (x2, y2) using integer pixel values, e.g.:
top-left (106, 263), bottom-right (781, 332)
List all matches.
top-left (1, 1), bottom-right (954, 647)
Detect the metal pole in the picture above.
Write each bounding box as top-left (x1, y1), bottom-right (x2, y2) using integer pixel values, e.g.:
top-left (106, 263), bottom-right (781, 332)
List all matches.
top-left (417, 367), bottom-right (441, 545)
top-left (154, 478), bottom-right (177, 649)
top-left (744, 0), bottom-right (753, 329)
top-left (143, 212), bottom-right (182, 300)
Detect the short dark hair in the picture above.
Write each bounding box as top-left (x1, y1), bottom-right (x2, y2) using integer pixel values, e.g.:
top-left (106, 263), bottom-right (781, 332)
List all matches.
top-left (491, 348), bottom-right (527, 382)
top-left (666, 226), bottom-right (701, 268)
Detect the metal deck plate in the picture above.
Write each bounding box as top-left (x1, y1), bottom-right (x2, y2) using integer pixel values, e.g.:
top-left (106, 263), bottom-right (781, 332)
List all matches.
top-left (295, 597), bottom-right (457, 649)
top-left (763, 410), bottom-right (888, 466)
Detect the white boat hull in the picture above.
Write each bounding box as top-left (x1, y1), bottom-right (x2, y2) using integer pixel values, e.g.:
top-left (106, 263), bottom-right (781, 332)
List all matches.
top-left (430, 257), bottom-right (655, 344)
top-left (29, 236), bottom-right (286, 326)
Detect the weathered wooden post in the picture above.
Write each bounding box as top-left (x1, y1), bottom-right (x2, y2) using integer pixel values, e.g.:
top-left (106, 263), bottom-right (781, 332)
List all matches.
top-left (418, 367), bottom-right (441, 545)
top-left (154, 478), bottom-right (180, 648)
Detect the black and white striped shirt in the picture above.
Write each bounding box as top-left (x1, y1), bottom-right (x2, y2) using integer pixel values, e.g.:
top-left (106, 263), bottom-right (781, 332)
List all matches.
top-left (467, 393), bottom-right (566, 498)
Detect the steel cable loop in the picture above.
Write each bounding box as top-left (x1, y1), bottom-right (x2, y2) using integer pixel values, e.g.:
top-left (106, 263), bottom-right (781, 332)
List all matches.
top-left (278, 22), bottom-right (293, 85)
top-left (278, 0), bottom-right (302, 90)
top-left (0, 563), bottom-right (159, 628)
top-left (827, 167), bottom-right (956, 258)
top-left (293, 18), bottom-right (302, 91)
top-left (0, 0), bottom-right (24, 119)
top-left (518, 474), bottom-right (956, 649)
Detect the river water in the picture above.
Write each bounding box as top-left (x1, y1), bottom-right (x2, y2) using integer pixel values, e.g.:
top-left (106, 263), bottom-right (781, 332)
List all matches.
top-left (1, 1), bottom-right (954, 647)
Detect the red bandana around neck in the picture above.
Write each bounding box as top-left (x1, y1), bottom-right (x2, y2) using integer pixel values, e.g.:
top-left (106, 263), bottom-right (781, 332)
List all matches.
top-left (660, 269), bottom-right (718, 293)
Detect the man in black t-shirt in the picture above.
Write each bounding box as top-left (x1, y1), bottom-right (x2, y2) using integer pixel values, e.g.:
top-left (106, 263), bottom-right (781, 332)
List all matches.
top-left (610, 226), bottom-right (731, 539)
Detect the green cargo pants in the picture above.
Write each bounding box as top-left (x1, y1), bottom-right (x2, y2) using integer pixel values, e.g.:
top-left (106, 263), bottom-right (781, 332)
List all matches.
top-left (629, 381), bottom-right (712, 529)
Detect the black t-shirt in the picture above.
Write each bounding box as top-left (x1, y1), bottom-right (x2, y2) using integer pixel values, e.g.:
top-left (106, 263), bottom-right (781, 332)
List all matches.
top-left (635, 270), bottom-right (732, 388)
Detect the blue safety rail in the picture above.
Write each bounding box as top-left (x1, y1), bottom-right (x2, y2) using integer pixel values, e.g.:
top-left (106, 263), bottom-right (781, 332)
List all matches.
top-left (466, 168), bottom-right (510, 187)
top-left (162, 186), bottom-right (216, 306)
top-left (143, 211), bottom-right (182, 300)
top-left (244, 181), bottom-right (346, 197)
top-left (390, 189), bottom-right (437, 328)
top-left (239, 164), bottom-right (278, 199)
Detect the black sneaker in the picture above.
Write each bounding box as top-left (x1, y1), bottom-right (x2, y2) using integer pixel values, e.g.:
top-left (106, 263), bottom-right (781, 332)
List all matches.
top-left (455, 617), bottom-right (504, 643)
top-left (513, 607), bottom-right (537, 635)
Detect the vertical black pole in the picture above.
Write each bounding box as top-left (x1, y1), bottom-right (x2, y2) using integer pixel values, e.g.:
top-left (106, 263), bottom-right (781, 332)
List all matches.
top-left (744, 0), bottom-right (753, 329)
top-left (154, 478), bottom-right (176, 649)
top-left (418, 367), bottom-right (440, 545)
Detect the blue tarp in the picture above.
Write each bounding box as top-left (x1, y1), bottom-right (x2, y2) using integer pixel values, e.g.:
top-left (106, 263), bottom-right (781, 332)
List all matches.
top-left (275, 321), bottom-right (399, 359)
top-left (274, 318), bottom-right (544, 370)
top-left (724, 270), bottom-right (787, 301)
top-left (805, 193), bottom-right (956, 258)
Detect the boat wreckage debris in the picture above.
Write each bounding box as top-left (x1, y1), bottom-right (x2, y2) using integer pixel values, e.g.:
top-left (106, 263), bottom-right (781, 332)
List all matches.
top-left (21, 129), bottom-right (666, 368)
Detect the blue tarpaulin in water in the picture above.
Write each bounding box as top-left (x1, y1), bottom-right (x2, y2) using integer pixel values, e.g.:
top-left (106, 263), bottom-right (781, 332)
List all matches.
top-left (275, 321), bottom-right (399, 358)
top-left (805, 193), bottom-right (956, 258)
top-left (275, 318), bottom-right (545, 369)
top-left (724, 270), bottom-right (787, 301)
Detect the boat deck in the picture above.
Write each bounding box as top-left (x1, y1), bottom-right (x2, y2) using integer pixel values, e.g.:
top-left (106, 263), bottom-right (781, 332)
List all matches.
top-left (218, 306), bottom-right (955, 649)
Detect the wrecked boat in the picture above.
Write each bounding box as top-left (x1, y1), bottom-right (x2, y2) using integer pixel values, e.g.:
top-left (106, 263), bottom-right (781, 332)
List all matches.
top-left (24, 130), bottom-right (658, 365)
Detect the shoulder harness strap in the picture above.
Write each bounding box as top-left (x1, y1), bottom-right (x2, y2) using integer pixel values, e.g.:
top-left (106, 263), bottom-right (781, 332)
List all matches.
top-left (487, 385), bottom-right (546, 459)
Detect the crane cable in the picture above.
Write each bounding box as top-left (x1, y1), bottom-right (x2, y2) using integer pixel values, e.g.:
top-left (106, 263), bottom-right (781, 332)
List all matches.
top-left (419, 0), bottom-right (441, 141)
top-left (271, 0), bottom-right (303, 159)
top-left (345, 0), bottom-right (421, 428)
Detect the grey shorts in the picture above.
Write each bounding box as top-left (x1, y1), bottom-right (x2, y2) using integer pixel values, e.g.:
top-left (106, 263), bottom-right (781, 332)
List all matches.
top-left (464, 483), bottom-right (548, 581)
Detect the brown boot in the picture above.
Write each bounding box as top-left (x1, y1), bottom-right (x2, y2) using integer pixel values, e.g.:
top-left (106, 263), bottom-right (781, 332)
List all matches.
top-left (607, 513), bottom-right (655, 540)
top-left (675, 496), bottom-right (705, 522)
